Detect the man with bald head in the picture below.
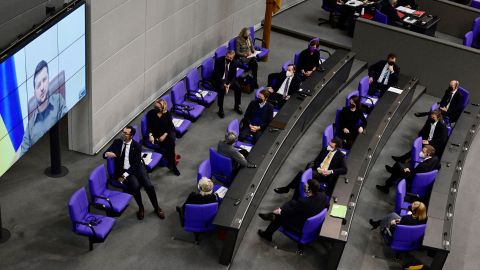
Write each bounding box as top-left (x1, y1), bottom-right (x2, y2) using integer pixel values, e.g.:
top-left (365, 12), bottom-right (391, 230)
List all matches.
top-left (415, 80), bottom-right (464, 123)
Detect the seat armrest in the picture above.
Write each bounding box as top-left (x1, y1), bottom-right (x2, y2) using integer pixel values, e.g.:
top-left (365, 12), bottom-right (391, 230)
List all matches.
top-left (94, 195), bottom-right (113, 209)
top-left (405, 192), bottom-right (420, 203)
top-left (75, 221), bottom-right (98, 238)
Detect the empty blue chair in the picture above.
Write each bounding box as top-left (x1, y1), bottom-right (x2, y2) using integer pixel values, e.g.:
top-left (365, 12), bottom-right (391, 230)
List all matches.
top-left (464, 31), bottom-right (473, 47)
top-left (200, 57), bottom-right (216, 91)
top-left (410, 137), bottom-right (423, 169)
top-left (395, 180), bottom-right (410, 216)
top-left (374, 10), bottom-right (388, 24)
top-left (471, 17), bottom-right (480, 48)
top-left (388, 224), bottom-right (426, 253)
top-left (68, 187), bottom-right (116, 251)
top-left (185, 67), bottom-right (217, 106)
top-left (410, 170), bottom-right (439, 197)
top-left (228, 37), bottom-right (236, 51)
top-left (183, 203), bottom-right (218, 244)
top-left (293, 51), bottom-right (301, 67)
top-left (161, 95), bottom-right (191, 137)
top-left (132, 125), bottom-right (162, 172)
top-left (279, 208), bottom-right (328, 254)
top-left (197, 148), bottom-right (233, 191)
top-left (249, 25), bottom-right (269, 60)
top-left (88, 164), bottom-right (132, 217)
top-left (171, 81), bottom-right (205, 121)
top-left (227, 119), bottom-right (253, 150)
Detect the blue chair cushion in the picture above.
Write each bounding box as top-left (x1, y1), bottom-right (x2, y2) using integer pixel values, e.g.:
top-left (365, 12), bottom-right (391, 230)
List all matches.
top-left (189, 90), bottom-right (217, 106)
top-left (93, 190), bottom-right (132, 213)
top-left (174, 102), bottom-right (204, 120)
top-left (75, 214), bottom-right (115, 240)
top-left (173, 117), bottom-right (191, 136)
top-left (143, 151), bottom-right (162, 171)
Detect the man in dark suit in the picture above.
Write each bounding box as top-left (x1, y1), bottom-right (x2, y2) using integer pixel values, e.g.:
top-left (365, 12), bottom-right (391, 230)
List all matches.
top-left (415, 80), bottom-right (464, 123)
top-left (393, 110), bottom-right (449, 163)
top-left (275, 137), bottom-right (348, 196)
top-left (104, 126), bottom-right (165, 220)
top-left (213, 50), bottom-right (242, 118)
top-left (398, 0), bottom-right (417, 9)
top-left (266, 64), bottom-right (301, 108)
top-left (368, 53), bottom-right (400, 97)
top-left (377, 145), bottom-right (440, 194)
top-left (381, 0), bottom-right (403, 26)
top-left (239, 89), bottom-right (274, 144)
top-left (257, 179), bottom-right (329, 241)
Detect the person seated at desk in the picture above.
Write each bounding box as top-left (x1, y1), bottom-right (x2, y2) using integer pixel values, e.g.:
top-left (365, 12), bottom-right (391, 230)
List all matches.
top-left (297, 40), bottom-right (321, 80)
top-left (217, 132), bottom-right (256, 175)
top-left (381, 0), bottom-right (403, 26)
top-left (235, 27), bottom-right (259, 89)
top-left (274, 137), bottom-right (347, 196)
top-left (257, 179), bottom-right (329, 242)
top-left (322, 0), bottom-right (353, 31)
top-left (376, 145), bottom-right (440, 194)
top-left (368, 53), bottom-right (400, 97)
top-left (104, 126), bottom-right (165, 220)
top-left (369, 201), bottom-right (427, 238)
top-left (392, 109), bottom-right (448, 163)
top-left (266, 64), bottom-right (301, 108)
top-left (239, 89), bottom-right (274, 144)
top-left (339, 95), bottom-right (367, 149)
top-left (414, 80), bottom-right (464, 124)
top-left (146, 98), bottom-right (180, 176)
top-left (176, 177), bottom-right (218, 226)
top-left (397, 0), bottom-right (418, 9)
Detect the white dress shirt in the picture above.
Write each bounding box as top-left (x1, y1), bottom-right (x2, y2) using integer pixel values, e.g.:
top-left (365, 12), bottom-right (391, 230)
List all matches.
top-left (377, 63), bottom-right (391, 85)
top-left (276, 76), bottom-right (292, 96)
top-left (121, 140), bottom-right (132, 178)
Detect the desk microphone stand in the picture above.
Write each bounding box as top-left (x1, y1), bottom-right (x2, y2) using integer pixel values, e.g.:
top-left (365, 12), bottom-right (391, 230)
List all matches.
top-left (44, 122), bottom-right (69, 178)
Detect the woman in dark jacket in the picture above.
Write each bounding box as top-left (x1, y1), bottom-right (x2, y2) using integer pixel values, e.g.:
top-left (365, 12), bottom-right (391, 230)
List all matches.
top-left (146, 98), bottom-right (180, 176)
top-left (339, 95), bottom-right (367, 149)
top-left (369, 201), bottom-right (427, 237)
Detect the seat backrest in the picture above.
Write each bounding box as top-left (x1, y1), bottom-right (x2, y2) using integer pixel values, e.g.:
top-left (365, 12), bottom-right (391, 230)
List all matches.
top-left (472, 0), bottom-right (480, 9)
top-left (162, 95), bottom-right (173, 111)
top-left (357, 76), bottom-right (369, 97)
top-left (410, 136), bottom-right (423, 169)
top-left (334, 108), bottom-right (343, 138)
top-left (106, 157), bottom-right (115, 179)
top-left (184, 203), bottom-right (219, 232)
top-left (171, 81), bottom-right (186, 105)
top-left (321, 0), bottom-right (333, 12)
top-left (464, 31), bottom-right (473, 47)
top-left (201, 57), bottom-right (214, 81)
top-left (209, 147), bottom-right (233, 186)
top-left (391, 224), bottom-right (426, 252)
top-left (411, 170), bottom-right (439, 197)
top-left (282, 60), bottom-right (291, 72)
top-left (374, 10), bottom-right (388, 24)
top-left (395, 180), bottom-right (407, 215)
top-left (89, 164), bottom-right (107, 199)
top-left (227, 119), bottom-right (240, 136)
top-left (228, 38), bottom-right (236, 51)
top-left (141, 114), bottom-right (148, 139)
top-left (472, 17), bottom-right (480, 47)
top-left (346, 90), bottom-right (359, 107)
top-left (301, 208), bottom-right (328, 244)
top-left (68, 187), bottom-right (89, 229)
top-left (215, 45), bottom-right (227, 59)
top-left (322, 124), bottom-right (334, 148)
top-left (458, 86), bottom-right (470, 110)
top-left (132, 125), bottom-right (140, 143)
top-left (186, 68), bottom-right (199, 92)
top-left (294, 51), bottom-right (301, 67)
top-left (299, 168), bottom-right (313, 199)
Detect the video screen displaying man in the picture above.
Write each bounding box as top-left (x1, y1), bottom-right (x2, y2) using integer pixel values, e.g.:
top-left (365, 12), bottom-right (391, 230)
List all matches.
top-left (21, 60), bottom-right (67, 154)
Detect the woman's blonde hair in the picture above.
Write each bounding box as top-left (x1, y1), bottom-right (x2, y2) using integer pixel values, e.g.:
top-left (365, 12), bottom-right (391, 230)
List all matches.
top-left (238, 27), bottom-right (250, 38)
top-left (411, 201), bottom-right (427, 221)
top-left (198, 177), bottom-right (214, 196)
top-left (155, 98), bottom-right (168, 114)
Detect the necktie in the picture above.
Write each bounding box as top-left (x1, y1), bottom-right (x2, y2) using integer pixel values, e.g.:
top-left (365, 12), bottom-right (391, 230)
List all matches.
top-left (120, 143), bottom-right (127, 169)
top-left (321, 151), bottom-right (334, 170)
top-left (283, 77), bottom-right (291, 98)
top-left (224, 61), bottom-right (229, 81)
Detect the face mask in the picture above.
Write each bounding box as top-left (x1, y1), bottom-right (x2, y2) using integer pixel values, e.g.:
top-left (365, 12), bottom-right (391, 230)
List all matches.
top-left (286, 71), bottom-right (293, 77)
top-left (429, 118), bottom-right (436, 124)
top-left (448, 86), bottom-right (454, 92)
top-left (326, 145), bottom-right (334, 151)
top-left (419, 151), bottom-right (426, 159)
top-left (388, 61), bottom-right (395, 66)
top-left (154, 107), bottom-right (161, 113)
top-left (244, 33), bottom-right (250, 39)
top-left (349, 103), bottom-right (356, 109)
top-left (309, 47), bottom-right (316, 53)
top-left (226, 58), bottom-right (232, 63)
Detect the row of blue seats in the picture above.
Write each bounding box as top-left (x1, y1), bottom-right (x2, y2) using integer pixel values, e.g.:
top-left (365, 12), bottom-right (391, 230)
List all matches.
top-left (463, 17), bottom-right (479, 48)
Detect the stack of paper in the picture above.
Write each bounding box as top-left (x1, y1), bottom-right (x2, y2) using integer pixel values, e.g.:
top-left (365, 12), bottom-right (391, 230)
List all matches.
top-left (142, 152), bottom-right (152, 165)
top-left (215, 186), bottom-right (229, 199)
top-left (247, 50), bottom-right (261, 58)
top-left (387, 87), bottom-right (403, 95)
top-left (330, 204), bottom-right (348, 219)
top-left (172, 118), bottom-right (184, 128)
top-left (239, 145), bottom-right (252, 152)
top-left (396, 6), bottom-right (415, 14)
top-left (195, 90), bottom-right (209, 98)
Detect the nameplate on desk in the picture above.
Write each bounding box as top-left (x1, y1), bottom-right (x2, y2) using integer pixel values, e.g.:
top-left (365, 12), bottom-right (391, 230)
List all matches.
top-left (387, 87), bottom-right (403, 95)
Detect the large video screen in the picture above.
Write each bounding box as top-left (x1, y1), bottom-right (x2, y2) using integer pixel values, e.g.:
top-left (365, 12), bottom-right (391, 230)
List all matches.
top-left (0, 2), bottom-right (86, 177)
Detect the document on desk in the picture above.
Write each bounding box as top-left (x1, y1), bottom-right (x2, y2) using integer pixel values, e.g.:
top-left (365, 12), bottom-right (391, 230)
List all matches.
top-left (215, 186), bottom-right (228, 199)
top-left (247, 50), bottom-right (261, 58)
top-left (172, 118), bottom-right (184, 128)
top-left (345, 0), bottom-right (363, 7)
top-left (403, 17), bottom-right (417, 24)
top-left (396, 6), bottom-right (415, 14)
top-left (239, 144), bottom-right (252, 152)
top-left (330, 204), bottom-right (347, 219)
top-left (387, 87), bottom-right (403, 95)
top-left (273, 111), bottom-right (278, 117)
top-left (142, 152), bottom-right (153, 165)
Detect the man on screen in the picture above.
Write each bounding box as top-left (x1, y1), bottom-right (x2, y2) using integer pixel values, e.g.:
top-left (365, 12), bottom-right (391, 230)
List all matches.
top-left (21, 60), bottom-right (67, 154)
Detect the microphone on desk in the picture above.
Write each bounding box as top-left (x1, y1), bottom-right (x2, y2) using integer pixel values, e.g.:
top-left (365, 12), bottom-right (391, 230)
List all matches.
top-left (269, 128), bottom-right (280, 132)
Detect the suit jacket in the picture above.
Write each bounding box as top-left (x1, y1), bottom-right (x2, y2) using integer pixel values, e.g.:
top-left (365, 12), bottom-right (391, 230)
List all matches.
top-left (104, 139), bottom-right (144, 179)
top-left (217, 140), bottom-right (248, 167)
top-left (405, 156), bottom-right (440, 183)
top-left (213, 56), bottom-right (238, 89)
top-left (297, 48), bottom-right (320, 73)
top-left (418, 119), bottom-right (448, 155)
top-left (280, 192), bottom-right (329, 233)
top-left (242, 100), bottom-right (274, 132)
top-left (438, 88), bottom-right (464, 123)
top-left (269, 71), bottom-right (301, 96)
top-left (312, 148), bottom-right (348, 176)
top-left (368, 60), bottom-right (400, 87)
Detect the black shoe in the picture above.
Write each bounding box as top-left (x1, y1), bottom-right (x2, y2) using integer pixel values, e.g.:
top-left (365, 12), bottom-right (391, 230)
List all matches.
top-left (171, 167), bottom-right (181, 176)
top-left (257, 229), bottom-right (272, 242)
top-left (137, 207), bottom-right (145, 220)
top-left (376, 184), bottom-right (390, 194)
top-left (258, 213), bottom-right (275, 221)
top-left (274, 186), bottom-right (290, 194)
top-left (414, 112), bottom-right (428, 117)
top-left (217, 110), bottom-right (225, 118)
top-left (369, 219), bottom-right (381, 230)
top-left (385, 165), bottom-right (394, 174)
top-left (391, 155), bottom-right (402, 163)
top-left (234, 106), bottom-right (243, 115)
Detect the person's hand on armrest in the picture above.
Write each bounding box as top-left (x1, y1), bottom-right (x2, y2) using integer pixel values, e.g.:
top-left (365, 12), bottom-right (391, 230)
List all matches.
top-left (368, 77), bottom-right (374, 84)
top-left (105, 152), bottom-right (117, 158)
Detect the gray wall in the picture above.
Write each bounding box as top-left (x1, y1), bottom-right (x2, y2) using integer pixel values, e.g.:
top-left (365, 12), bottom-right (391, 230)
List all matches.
top-left (352, 18), bottom-right (480, 102)
top-left (421, 0), bottom-right (480, 38)
top-left (0, 0), bottom-right (304, 155)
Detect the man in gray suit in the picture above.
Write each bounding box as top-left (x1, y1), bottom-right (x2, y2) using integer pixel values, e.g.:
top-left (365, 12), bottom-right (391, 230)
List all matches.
top-left (217, 132), bottom-right (256, 175)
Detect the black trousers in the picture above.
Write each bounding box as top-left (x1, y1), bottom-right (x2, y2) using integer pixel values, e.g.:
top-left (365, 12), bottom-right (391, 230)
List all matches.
top-left (264, 214), bottom-right (301, 237)
top-left (384, 162), bottom-right (412, 189)
top-left (368, 81), bottom-right (390, 97)
top-left (339, 130), bottom-right (359, 150)
top-left (268, 93), bottom-right (287, 108)
top-left (123, 167), bottom-right (159, 210)
top-left (153, 135), bottom-right (177, 170)
top-left (239, 57), bottom-right (258, 85)
top-left (239, 126), bottom-right (263, 144)
top-left (287, 164), bottom-right (336, 198)
top-left (217, 79), bottom-right (241, 112)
